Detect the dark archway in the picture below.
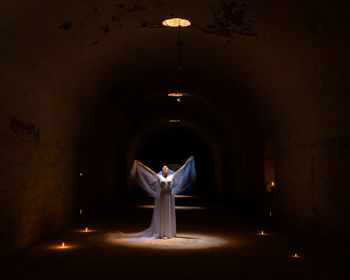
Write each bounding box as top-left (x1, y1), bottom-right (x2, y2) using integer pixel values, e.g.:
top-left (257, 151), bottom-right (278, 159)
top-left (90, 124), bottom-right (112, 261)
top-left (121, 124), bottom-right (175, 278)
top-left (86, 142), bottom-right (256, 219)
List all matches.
top-left (130, 125), bottom-right (216, 197)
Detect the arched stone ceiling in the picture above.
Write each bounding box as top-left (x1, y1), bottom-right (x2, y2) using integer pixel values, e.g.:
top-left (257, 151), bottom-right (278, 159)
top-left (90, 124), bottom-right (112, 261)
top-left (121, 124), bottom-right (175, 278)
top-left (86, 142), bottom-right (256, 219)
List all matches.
top-left (1, 0), bottom-right (350, 148)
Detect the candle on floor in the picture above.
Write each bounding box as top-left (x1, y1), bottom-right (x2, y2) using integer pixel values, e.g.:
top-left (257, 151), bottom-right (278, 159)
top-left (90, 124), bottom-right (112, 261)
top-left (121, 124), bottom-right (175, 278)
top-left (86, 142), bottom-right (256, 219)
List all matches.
top-left (51, 242), bottom-right (73, 250)
top-left (76, 227), bottom-right (94, 233)
top-left (257, 230), bottom-right (267, 236)
top-left (291, 253), bottom-right (301, 258)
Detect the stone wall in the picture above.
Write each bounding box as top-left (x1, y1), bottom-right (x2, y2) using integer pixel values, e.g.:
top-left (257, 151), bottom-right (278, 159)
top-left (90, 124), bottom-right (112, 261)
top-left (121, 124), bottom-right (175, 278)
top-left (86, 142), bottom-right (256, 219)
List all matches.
top-left (0, 129), bottom-right (77, 256)
top-left (276, 135), bottom-right (350, 238)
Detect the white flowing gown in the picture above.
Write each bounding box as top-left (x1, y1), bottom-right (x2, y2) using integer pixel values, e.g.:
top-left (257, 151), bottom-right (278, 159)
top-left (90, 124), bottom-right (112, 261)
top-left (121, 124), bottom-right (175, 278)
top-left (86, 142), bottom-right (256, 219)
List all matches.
top-left (131, 157), bottom-right (196, 238)
top-left (158, 174), bottom-right (176, 238)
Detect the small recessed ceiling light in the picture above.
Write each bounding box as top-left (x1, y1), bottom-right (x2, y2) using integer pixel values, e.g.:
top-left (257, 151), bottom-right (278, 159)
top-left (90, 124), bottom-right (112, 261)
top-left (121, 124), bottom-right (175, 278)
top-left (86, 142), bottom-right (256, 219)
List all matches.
top-left (162, 18), bottom-right (191, 27)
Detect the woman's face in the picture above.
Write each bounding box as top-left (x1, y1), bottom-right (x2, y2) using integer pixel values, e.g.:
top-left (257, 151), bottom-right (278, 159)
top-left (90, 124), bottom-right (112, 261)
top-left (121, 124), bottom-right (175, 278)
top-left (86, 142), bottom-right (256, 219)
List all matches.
top-left (162, 166), bottom-right (169, 177)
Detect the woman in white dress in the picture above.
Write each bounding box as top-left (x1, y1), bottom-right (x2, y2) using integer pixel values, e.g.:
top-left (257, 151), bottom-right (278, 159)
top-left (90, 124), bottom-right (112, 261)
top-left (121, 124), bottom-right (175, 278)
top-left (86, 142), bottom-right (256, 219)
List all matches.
top-left (131, 156), bottom-right (196, 239)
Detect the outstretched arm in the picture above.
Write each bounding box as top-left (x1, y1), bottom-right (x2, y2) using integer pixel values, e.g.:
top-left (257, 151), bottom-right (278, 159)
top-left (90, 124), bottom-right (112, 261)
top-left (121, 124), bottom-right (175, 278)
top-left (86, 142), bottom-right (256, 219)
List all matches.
top-left (174, 156), bottom-right (194, 179)
top-left (131, 160), bottom-right (160, 197)
top-left (135, 160), bottom-right (158, 177)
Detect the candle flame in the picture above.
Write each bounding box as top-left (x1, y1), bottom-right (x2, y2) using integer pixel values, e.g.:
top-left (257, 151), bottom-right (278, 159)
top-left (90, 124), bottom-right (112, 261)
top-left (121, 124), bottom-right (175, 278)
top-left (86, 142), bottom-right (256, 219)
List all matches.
top-left (261, 230), bottom-right (264, 234)
top-left (85, 227), bottom-right (88, 232)
top-left (80, 173), bottom-right (83, 176)
top-left (291, 252), bottom-right (301, 258)
top-left (80, 209), bottom-right (82, 214)
top-left (271, 181), bottom-right (275, 186)
top-left (51, 242), bottom-right (74, 250)
top-left (269, 211), bottom-right (272, 217)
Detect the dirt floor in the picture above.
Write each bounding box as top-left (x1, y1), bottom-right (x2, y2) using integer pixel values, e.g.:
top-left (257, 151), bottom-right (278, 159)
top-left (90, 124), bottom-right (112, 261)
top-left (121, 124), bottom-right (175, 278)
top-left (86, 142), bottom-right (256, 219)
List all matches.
top-left (0, 196), bottom-right (348, 280)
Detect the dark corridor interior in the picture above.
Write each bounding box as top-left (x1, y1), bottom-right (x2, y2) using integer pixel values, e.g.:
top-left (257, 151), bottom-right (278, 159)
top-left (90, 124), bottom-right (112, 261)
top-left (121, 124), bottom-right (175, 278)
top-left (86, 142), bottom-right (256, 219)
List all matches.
top-left (1, 0), bottom-right (350, 279)
top-left (135, 125), bottom-right (215, 195)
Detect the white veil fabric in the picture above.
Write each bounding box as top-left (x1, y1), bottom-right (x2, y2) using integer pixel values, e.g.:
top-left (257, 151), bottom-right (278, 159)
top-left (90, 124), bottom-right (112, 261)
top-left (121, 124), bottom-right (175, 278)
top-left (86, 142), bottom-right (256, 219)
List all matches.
top-left (130, 157), bottom-right (196, 238)
top-left (130, 162), bottom-right (161, 198)
top-left (171, 159), bottom-right (196, 195)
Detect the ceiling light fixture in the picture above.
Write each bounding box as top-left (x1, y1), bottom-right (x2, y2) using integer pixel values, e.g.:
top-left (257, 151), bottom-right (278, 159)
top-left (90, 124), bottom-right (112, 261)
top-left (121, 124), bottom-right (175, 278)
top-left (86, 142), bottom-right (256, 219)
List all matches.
top-left (163, 17), bottom-right (191, 102)
top-left (168, 92), bottom-right (183, 102)
top-left (162, 18), bottom-right (191, 27)
top-left (168, 93), bottom-right (184, 97)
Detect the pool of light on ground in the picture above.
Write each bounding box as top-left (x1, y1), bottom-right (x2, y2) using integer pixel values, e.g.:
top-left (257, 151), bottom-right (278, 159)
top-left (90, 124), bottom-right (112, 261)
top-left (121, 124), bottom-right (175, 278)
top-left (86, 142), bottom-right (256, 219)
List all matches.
top-left (102, 232), bottom-right (238, 250)
top-left (139, 205), bottom-right (207, 210)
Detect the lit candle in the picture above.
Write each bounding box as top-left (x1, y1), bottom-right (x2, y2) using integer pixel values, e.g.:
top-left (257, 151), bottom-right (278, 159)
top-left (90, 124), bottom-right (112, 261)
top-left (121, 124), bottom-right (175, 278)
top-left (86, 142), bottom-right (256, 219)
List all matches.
top-left (269, 210), bottom-right (272, 217)
top-left (76, 227), bottom-right (95, 233)
top-left (257, 230), bottom-right (267, 236)
top-left (80, 209), bottom-right (82, 214)
top-left (51, 242), bottom-right (73, 250)
top-left (291, 253), bottom-right (301, 258)
top-left (79, 173), bottom-right (83, 176)
top-left (271, 181), bottom-right (275, 186)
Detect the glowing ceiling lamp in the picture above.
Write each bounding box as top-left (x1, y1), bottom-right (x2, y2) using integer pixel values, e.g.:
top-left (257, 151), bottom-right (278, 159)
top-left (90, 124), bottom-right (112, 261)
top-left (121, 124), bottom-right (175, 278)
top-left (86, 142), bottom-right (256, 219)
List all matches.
top-left (168, 92), bottom-right (183, 102)
top-left (168, 93), bottom-right (184, 97)
top-left (162, 18), bottom-right (191, 27)
top-left (163, 18), bottom-right (191, 101)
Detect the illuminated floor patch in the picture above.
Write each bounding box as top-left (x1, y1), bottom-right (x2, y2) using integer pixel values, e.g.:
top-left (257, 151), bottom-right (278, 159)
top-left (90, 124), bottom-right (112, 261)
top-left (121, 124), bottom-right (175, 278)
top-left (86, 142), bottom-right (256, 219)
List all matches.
top-left (139, 205), bottom-right (206, 210)
top-left (103, 232), bottom-right (229, 249)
